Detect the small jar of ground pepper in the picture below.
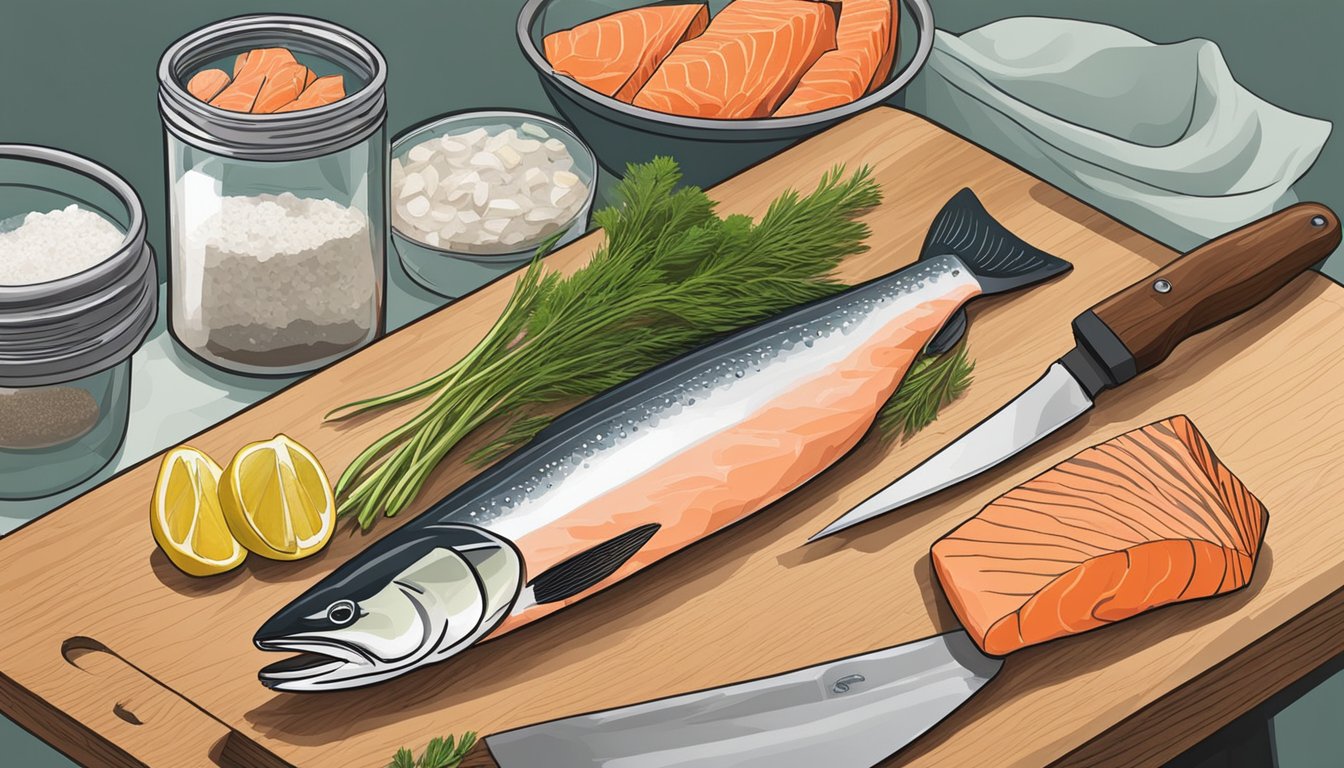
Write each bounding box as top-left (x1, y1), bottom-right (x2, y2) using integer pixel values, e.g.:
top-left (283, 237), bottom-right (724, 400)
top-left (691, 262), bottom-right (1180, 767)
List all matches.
top-left (0, 146), bottom-right (157, 499)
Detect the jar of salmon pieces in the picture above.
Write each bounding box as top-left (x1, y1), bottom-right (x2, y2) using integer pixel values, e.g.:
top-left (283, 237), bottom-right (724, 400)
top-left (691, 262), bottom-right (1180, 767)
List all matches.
top-left (158, 15), bottom-right (387, 375)
top-left (0, 146), bottom-right (157, 499)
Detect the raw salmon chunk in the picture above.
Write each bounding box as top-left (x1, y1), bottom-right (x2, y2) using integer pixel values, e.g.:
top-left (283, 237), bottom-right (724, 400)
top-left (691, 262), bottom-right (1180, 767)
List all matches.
top-left (210, 47), bottom-right (298, 112)
top-left (931, 415), bottom-right (1268, 656)
top-left (252, 63), bottom-right (313, 114)
top-left (186, 69), bottom-right (231, 102)
top-left (273, 75), bottom-right (347, 113)
top-left (544, 4), bottom-right (710, 103)
top-left (775, 0), bottom-right (898, 116)
top-left (232, 47), bottom-right (296, 78)
top-left (634, 0), bottom-right (838, 119)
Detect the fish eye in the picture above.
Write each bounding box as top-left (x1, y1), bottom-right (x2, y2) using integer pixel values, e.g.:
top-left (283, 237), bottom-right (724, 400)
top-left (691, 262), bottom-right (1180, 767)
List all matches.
top-left (326, 600), bottom-right (357, 625)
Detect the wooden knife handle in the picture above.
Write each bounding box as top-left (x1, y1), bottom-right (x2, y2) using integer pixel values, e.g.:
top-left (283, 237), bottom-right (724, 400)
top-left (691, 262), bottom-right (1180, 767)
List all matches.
top-left (1087, 203), bottom-right (1340, 377)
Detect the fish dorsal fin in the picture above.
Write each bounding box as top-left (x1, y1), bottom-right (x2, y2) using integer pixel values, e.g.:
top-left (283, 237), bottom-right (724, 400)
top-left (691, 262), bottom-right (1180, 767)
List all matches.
top-left (924, 309), bottom-right (967, 356)
top-left (530, 523), bottom-right (662, 604)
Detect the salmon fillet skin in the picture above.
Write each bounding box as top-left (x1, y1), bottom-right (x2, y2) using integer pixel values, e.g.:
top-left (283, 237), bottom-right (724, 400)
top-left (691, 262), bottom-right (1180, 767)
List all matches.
top-left (775, 0), bottom-right (898, 116)
top-left (932, 415), bottom-right (1269, 657)
top-left (634, 0), bottom-right (838, 119)
top-left (544, 4), bottom-right (710, 103)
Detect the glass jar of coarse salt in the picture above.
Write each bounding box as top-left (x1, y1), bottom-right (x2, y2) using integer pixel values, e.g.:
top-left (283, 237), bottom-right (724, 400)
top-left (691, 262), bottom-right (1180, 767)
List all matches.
top-left (158, 15), bottom-right (387, 375)
top-left (0, 146), bottom-right (157, 499)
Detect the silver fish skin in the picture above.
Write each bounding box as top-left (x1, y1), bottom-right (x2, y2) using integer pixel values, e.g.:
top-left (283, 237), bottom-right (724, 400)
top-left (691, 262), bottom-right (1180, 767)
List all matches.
top-left (254, 189), bottom-right (1070, 692)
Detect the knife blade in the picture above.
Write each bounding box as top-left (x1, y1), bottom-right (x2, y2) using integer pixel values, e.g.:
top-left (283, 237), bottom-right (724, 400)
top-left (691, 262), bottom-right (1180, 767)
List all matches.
top-left (812, 202), bottom-right (1340, 541)
top-left (464, 631), bottom-right (1002, 768)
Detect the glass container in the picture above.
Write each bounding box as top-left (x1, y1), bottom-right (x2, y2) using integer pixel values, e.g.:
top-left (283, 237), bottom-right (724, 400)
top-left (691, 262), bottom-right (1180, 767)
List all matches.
top-left (158, 15), bottom-right (388, 375)
top-left (391, 110), bottom-right (596, 298)
top-left (0, 145), bottom-right (156, 499)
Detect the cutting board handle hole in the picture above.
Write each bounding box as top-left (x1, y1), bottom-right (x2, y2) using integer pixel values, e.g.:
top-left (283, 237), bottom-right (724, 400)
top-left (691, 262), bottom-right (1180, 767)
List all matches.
top-left (112, 703), bottom-right (143, 726)
top-left (60, 635), bottom-right (112, 666)
top-left (62, 638), bottom-right (150, 726)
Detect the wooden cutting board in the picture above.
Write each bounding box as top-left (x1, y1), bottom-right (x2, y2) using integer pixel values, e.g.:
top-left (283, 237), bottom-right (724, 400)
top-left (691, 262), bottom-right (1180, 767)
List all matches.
top-left (3, 107), bottom-right (1343, 768)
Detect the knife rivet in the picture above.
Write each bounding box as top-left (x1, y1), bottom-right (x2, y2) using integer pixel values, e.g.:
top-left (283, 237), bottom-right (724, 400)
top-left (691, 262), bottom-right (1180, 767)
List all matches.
top-left (832, 674), bottom-right (865, 694)
top-left (1312, 215), bottom-right (1327, 227)
top-left (1153, 279), bottom-right (1172, 294)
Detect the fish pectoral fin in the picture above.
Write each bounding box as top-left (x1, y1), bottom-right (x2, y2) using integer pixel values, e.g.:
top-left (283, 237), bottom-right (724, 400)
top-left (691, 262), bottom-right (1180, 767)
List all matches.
top-left (529, 523), bottom-right (661, 604)
top-left (924, 309), bottom-right (967, 356)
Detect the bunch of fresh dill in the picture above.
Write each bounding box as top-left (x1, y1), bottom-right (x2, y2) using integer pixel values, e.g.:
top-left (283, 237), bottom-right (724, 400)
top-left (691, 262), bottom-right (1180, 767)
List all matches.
top-left (332, 157), bottom-right (971, 528)
top-left (388, 732), bottom-right (476, 768)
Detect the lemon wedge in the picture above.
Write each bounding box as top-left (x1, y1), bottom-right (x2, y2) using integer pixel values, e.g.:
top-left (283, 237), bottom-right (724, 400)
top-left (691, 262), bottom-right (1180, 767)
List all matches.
top-left (151, 446), bottom-right (247, 577)
top-left (219, 434), bottom-right (335, 560)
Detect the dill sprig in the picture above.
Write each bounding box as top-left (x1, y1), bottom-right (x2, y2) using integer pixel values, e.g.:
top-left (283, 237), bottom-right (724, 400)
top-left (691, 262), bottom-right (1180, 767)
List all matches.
top-left (331, 157), bottom-right (969, 529)
top-left (878, 341), bottom-right (974, 442)
top-left (388, 732), bottom-right (477, 768)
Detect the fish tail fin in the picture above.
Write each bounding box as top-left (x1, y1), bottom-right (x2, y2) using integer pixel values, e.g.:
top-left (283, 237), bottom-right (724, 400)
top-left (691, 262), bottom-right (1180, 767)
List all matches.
top-left (921, 188), bottom-right (1072, 295)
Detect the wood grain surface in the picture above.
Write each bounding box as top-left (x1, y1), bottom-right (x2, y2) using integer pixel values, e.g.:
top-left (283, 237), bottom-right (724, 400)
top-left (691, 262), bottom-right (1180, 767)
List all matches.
top-left (2, 108), bottom-right (1343, 768)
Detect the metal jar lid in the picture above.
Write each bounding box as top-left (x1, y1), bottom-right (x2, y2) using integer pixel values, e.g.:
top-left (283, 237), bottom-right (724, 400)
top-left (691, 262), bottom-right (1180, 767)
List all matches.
top-left (157, 14), bottom-right (388, 162)
top-left (0, 146), bottom-right (159, 388)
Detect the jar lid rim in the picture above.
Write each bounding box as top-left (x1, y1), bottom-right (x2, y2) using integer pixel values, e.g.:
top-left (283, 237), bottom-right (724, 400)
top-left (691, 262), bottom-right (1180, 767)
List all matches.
top-left (157, 14), bottom-right (388, 161)
top-left (0, 245), bottom-right (158, 387)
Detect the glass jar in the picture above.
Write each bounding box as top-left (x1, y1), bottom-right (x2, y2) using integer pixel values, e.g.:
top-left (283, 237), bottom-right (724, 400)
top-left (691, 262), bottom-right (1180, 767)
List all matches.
top-left (0, 145), bottom-right (156, 499)
top-left (158, 15), bottom-right (387, 375)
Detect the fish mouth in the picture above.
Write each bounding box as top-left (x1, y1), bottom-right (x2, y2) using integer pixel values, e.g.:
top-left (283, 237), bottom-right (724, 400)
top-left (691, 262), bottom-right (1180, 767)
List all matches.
top-left (256, 637), bottom-right (386, 691)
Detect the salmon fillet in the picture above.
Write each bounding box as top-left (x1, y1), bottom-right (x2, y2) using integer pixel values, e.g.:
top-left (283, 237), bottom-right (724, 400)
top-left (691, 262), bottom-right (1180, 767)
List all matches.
top-left (931, 415), bottom-right (1268, 656)
top-left (775, 0), bottom-right (898, 117)
top-left (186, 69), bottom-right (231, 102)
top-left (544, 4), bottom-right (710, 103)
top-left (272, 75), bottom-right (346, 113)
top-left (210, 47), bottom-right (298, 112)
top-left (232, 47), bottom-right (295, 78)
top-left (252, 63), bottom-right (313, 113)
top-left (633, 0), bottom-right (838, 119)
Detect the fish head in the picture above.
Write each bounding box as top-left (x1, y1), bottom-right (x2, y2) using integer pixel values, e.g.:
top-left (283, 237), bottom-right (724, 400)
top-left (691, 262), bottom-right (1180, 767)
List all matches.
top-left (254, 524), bottom-right (522, 692)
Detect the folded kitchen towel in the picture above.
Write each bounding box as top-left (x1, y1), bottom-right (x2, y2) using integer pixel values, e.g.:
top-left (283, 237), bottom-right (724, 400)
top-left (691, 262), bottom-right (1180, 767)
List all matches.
top-left (903, 17), bottom-right (1332, 250)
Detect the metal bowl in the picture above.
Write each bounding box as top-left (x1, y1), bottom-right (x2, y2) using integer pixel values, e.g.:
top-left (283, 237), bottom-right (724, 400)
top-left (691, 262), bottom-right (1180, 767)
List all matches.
top-left (516, 0), bottom-right (934, 187)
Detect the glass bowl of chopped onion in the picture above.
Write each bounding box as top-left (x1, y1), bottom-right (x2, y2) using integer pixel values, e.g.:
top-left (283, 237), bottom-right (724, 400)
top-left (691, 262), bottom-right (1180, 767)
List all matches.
top-left (390, 109), bottom-right (597, 298)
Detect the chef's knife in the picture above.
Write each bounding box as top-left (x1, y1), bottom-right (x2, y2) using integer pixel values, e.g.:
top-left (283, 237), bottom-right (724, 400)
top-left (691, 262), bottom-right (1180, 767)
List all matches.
top-left (811, 203), bottom-right (1341, 541)
top-left (461, 631), bottom-right (1001, 768)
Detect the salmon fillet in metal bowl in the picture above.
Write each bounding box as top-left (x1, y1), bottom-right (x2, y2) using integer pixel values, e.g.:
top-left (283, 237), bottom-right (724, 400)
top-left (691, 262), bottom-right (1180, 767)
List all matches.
top-left (543, 3), bottom-right (710, 102)
top-left (632, 0), bottom-right (837, 119)
top-left (516, 0), bottom-right (934, 186)
top-left (776, 0), bottom-right (901, 117)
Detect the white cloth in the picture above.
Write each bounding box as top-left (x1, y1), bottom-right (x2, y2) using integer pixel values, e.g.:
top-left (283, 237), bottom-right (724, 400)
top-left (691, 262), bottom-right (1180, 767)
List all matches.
top-left (903, 18), bottom-right (1332, 250)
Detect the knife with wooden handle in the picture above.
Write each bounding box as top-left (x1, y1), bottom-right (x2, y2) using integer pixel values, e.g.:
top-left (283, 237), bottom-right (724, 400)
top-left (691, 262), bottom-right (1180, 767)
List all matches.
top-left (812, 202), bottom-right (1341, 540)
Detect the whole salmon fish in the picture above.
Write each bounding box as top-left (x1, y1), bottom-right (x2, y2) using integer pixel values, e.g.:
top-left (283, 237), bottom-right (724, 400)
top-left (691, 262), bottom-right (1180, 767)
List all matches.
top-left (254, 189), bottom-right (1071, 691)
